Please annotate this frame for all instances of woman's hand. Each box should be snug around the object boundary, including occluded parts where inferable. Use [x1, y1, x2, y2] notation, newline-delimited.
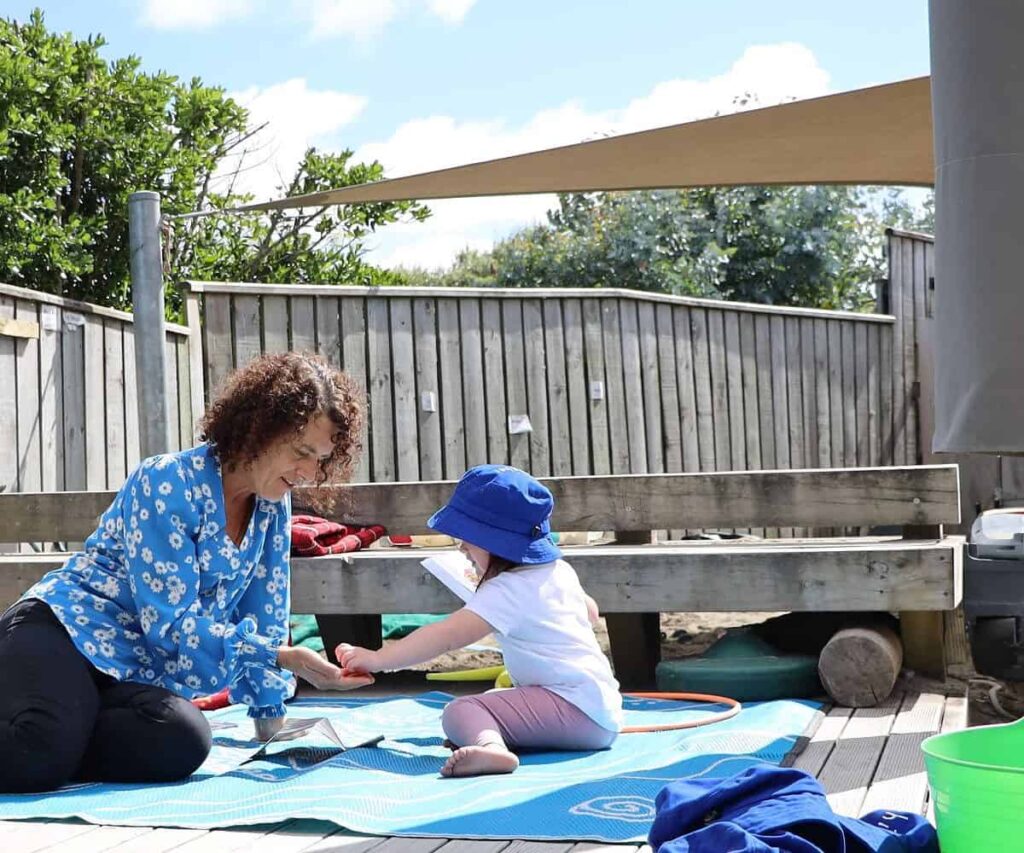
[254, 715, 286, 742]
[336, 643, 383, 675]
[276, 645, 375, 690]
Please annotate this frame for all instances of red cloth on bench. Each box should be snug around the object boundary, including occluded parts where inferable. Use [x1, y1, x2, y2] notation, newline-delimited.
[290, 515, 387, 556]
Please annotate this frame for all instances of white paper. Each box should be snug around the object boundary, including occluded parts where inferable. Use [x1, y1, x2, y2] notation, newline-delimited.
[40, 305, 58, 331]
[508, 413, 533, 434]
[63, 311, 85, 331]
[420, 551, 479, 603]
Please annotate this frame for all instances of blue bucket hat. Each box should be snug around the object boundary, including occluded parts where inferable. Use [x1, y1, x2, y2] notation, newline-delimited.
[428, 465, 562, 565]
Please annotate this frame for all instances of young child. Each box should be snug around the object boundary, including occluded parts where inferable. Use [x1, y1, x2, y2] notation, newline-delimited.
[338, 464, 622, 777]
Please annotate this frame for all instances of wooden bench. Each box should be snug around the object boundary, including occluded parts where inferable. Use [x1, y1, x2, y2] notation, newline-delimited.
[0, 464, 963, 687]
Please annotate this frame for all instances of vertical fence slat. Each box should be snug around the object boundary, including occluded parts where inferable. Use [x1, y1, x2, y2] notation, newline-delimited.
[582, 299, 609, 475]
[706, 310, 730, 472]
[543, 300, 572, 476]
[740, 312, 762, 535]
[813, 319, 831, 468]
[123, 325, 140, 471]
[203, 294, 233, 397]
[637, 302, 663, 474]
[619, 301, 648, 473]
[841, 321, 857, 468]
[38, 303, 63, 491]
[687, 308, 714, 472]
[561, 299, 589, 475]
[438, 299, 465, 479]
[769, 315, 790, 537]
[315, 297, 341, 368]
[655, 303, 681, 474]
[83, 317, 105, 488]
[786, 317, 807, 536]
[868, 322, 881, 466]
[502, 300, 530, 472]
[14, 300, 41, 494]
[232, 295, 261, 370]
[724, 311, 745, 473]
[390, 298, 419, 482]
[263, 296, 289, 354]
[176, 334, 192, 450]
[413, 298, 441, 481]
[601, 300, 630, 475]
[340, 298, 369, 482]
[291, 296, 316, 353]
[103, 321, 127, 485]
[827, 320, 844, 468]
[523, 299, 550, 476]
[164, 335, 179, 454]
[481, 299, 508, 468]
[366, 298, 394, 482]
[908, 238, 926, 464]
[459, 300, 488, 469]
[61, 307, 86, 490]
[891, 238, 909, 465]
[0, 299, 18, 502]
[855, 321, 870, 467]
[750, 313, 770, 470]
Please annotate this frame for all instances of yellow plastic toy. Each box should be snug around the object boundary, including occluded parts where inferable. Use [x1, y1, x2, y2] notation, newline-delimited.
[426, 665, 506, 682]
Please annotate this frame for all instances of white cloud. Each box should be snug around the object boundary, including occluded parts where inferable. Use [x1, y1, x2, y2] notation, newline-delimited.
[428, 0, 477, 25]
[302, 0, 476, 40]
[140, 0, 253, 30]
[219, 79, 367, 200]
[356, 42, 832, 269]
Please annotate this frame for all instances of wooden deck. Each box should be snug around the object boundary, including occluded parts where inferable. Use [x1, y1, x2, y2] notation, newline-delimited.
[0, 689, 965, 853]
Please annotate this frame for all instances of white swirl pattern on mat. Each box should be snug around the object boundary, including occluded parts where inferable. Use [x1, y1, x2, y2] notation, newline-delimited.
[570, 796, 656, 822]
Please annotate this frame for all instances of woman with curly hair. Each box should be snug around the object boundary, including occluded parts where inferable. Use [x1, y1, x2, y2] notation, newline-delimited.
[0, 352, 369, 793]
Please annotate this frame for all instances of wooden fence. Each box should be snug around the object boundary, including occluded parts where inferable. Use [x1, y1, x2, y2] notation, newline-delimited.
[184, 282, 909, 495]
[0, 283, 192, 498]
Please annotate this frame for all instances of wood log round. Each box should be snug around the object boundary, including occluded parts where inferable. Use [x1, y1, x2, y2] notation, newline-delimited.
[817, 624, 903, 708]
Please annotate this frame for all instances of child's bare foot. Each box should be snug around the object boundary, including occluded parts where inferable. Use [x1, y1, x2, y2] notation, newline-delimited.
[441, 745, 519, 777]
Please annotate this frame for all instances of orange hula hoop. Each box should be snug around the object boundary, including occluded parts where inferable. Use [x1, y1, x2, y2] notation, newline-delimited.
[621, 691, 742, 733]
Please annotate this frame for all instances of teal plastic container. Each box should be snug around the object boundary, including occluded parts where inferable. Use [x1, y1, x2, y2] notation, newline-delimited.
[922, 716, 1024, 852]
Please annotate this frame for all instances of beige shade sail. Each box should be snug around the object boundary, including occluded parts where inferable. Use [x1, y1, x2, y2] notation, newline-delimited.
[240, 76, 933, 211]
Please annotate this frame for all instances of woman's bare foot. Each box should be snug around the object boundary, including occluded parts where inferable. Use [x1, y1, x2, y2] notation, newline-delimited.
[441, 745, 520, 777]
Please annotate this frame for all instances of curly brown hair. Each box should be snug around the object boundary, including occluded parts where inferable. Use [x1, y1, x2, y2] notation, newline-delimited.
[198, 352, 364, 502]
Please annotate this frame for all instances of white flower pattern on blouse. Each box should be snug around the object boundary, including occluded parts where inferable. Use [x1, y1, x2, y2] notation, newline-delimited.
[22, 444, 294, 719]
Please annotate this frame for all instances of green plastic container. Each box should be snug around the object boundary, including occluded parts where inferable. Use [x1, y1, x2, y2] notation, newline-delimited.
[922, 717, 1024, 852]
[655, 630, 821, 702]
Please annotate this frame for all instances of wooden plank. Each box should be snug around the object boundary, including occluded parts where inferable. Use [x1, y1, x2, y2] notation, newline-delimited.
[753, 313, 773, 470]
[706, 310, 730, 472]
[438, 299, 466, 478]
[61, 304, 87, 491]
[723, 311, 745, 472]
[890, 237, 908, 466]
[940, 694, 968, 733]
[601, 300, 630, 475]
[460, 299, 488, 468]
[0, 316, 39, 338]
[45, 823, 152, 850]
[503, 300, 530, 472]
[786, 317, 807, 470]
[202, 293, 234, 397]
[123, 325, 141, 471]
[389, 298, 419, 482]
[0, 301, 20, 536]
[655, 304, 681, 477]
[827, 320, 845, 468]
[523, 298, 550, 476]
[315, 296, 342, 368]
[232, 294, 262, 368]
[793, 706, 852, 776]
[819, 692, 901, 817]
[812, 319, 831, 469]
[867, 323, 880, 466]
[0, 819, 100, 850]
[165, 336, 179, 452]
[366, 298, 395, 481]
[637, 301, 662, 473]
[184, 291, 207, 422]
[340, 298, 369, 482]
[0, 464, 962, 543]
[740, 312, 762, 535]
[855, 322, 870, 467]
[582, 299, 610, 475]
[906, 238, 924, 464]
[83, 316, 105, 488]
[880, 322, 895, 465]
[616, 300, 647, 473]
[543, 300, 572, 476]
[413, 298, 442, 481]
[263, 295, 289, 354]
[687, 308, 715, 472]
[481, 299, 508, 467]
[103, 321, 127, 485]
[291, 296, 316, 353]
[561, 299, 589, 475]
[103, 827, 212, 852]
[285, 539, 963, 615]
[302, 831, 389, 853]
[14, 301, 41, 496]
[171, 823, 299, 853]
[242, 821, 376, 853]
[841, 322, 857, 468]
[38, 303, 64, 492]
[176, 333, 193, 449]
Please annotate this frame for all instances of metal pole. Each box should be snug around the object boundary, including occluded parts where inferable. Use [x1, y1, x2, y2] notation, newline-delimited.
[128, 191, 171, 458]
[930, 0, 1024, 453]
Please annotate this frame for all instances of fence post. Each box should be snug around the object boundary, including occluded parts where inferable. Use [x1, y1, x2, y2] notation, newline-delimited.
[128, 191, 171, 458]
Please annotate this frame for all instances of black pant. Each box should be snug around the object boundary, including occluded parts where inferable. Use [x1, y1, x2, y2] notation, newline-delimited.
[0, 598, 212, 793]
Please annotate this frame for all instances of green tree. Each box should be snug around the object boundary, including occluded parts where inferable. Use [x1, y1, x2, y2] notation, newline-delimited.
[412, 185, 934, 311]
[0, 10, 427, 315]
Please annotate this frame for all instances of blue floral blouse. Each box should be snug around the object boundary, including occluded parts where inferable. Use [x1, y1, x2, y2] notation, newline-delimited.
[23, 444, 295, 719]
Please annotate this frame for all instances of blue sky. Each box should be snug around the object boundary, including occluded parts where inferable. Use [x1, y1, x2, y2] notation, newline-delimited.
[4, 1, 931, 268]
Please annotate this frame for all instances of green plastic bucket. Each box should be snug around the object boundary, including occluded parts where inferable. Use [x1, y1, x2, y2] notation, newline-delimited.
[922, 717, 1024, 851]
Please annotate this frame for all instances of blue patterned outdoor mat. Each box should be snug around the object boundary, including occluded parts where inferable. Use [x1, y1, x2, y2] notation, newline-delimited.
[0, 692, 822, 841]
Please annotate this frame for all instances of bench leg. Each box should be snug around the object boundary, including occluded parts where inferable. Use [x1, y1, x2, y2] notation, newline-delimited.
[605, 613, 661, 689]
[316, 615, 383, 666]
[899, 611, 947, 679]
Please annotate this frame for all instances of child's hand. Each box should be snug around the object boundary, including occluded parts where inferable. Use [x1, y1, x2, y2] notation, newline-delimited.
[336, 643, 382, 675]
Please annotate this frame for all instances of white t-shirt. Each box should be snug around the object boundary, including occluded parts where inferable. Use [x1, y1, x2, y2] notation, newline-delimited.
[465, 559, 623, 732]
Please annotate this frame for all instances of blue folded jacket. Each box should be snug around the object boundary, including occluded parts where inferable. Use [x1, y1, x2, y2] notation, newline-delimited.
[649, 765, 938, 853]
